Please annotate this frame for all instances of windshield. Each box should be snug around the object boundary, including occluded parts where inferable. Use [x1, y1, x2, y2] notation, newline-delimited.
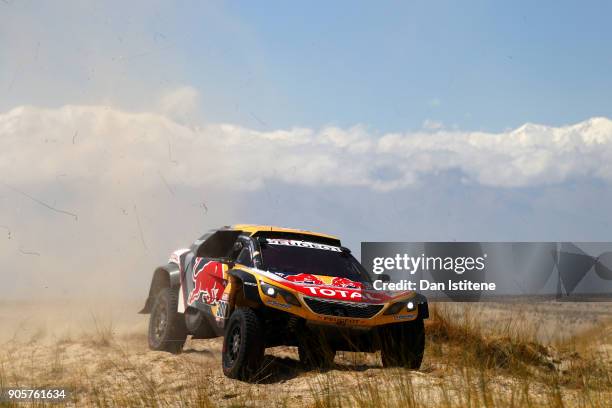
[259, 238, 372, 283]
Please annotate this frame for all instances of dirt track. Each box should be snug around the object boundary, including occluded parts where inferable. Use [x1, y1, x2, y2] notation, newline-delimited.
[1, 300, 611, 407]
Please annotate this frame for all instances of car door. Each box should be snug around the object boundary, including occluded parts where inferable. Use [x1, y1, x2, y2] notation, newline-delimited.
[184, 230, 242, 312]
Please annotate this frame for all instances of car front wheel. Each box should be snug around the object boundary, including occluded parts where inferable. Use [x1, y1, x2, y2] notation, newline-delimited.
[222, 308, 265, 381]
[380, 318, 425, 369]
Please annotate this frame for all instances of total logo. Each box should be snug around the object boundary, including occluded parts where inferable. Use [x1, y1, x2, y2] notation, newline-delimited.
[305, 286, 382, 301]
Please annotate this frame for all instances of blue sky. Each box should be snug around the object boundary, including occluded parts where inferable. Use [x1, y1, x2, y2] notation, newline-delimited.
[3, 1, 612, 131]
[209, 1, 612, 131]
[2, 1, 612, 298]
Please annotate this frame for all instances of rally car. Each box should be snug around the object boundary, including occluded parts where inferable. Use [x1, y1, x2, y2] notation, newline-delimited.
[140, 225, 428, 381]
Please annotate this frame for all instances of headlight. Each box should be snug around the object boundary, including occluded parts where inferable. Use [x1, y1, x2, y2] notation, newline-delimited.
[260, 281, 279, 297]
[261, 282, 278, 297]
[259, 281, 301, 307]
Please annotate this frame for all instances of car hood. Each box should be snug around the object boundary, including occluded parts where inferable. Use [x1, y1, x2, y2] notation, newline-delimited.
[260, 270, 413, 304]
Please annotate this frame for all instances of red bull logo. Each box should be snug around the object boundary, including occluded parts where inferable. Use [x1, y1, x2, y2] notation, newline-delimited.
[331, 277, 363, 289]
[285, 273, 324, 285]
[188, 259, 224, 305]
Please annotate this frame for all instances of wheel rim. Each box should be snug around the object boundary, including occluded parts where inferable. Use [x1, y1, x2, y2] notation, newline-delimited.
[152, 302, 167, 341]
[226, 325, 241, 365]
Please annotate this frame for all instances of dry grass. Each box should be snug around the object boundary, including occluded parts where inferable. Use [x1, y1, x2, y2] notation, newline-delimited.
[0, 301, 610, 407]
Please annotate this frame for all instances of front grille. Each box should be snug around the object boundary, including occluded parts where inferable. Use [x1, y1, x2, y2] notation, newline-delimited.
[304, 297, 384, 319]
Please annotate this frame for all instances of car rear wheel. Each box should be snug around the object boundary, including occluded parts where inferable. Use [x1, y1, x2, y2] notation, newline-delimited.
[298, 331, 336, 369]
[222, 308, 265, 381]
[148, 287, 187, 353]
[380, 318, 425, 369]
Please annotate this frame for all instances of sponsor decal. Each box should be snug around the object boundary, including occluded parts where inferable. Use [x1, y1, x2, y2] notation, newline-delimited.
[305, 286, 384, 302]
[306, 286, 362, 300]
[266, 238, 342, 252]
[394, 314, 417, 320]
[266, 300, 292, 309]
[285, 273, 325, 285]
[215, 300, 229, 319]
[188, 259, 225, 305]
[331, 277, 363, 289]
[320, 316, 362, 325]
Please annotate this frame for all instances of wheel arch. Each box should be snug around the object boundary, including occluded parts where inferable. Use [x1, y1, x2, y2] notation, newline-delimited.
[226, 269, 262, 314]
[140, 264, 181, 314]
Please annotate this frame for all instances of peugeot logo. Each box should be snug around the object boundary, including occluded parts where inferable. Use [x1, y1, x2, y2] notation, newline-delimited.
[333, 308, 346, 317]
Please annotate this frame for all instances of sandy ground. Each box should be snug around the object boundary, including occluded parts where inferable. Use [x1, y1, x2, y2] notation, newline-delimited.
[0, 300, 610, 407]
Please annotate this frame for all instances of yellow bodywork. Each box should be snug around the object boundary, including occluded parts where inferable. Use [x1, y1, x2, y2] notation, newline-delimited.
[205, 225, 420, 328]
[231, 224, 340, 241]
[221, 266, 420, 328]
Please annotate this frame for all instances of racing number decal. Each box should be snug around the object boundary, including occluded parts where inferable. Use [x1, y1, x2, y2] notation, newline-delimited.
[188, 258, 226, 305]
[215, 299, 229, 319]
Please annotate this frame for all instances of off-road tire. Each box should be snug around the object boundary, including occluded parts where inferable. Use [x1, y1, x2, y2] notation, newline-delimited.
[298, 332, 336, 370]
[380, 318, 425, 369]
[148, 287, 187, 353]
[222, 308, 265, 381]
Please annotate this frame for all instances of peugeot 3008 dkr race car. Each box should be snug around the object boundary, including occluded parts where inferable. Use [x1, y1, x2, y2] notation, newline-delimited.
[141, 225, 428, 381]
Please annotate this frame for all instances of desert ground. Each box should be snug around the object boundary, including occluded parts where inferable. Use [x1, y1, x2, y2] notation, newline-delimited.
[0, 299, 610, 407]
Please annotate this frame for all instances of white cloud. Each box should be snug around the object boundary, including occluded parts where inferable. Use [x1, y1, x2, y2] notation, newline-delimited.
[2, 106, 612, 194]
[2, 104, 612, 299]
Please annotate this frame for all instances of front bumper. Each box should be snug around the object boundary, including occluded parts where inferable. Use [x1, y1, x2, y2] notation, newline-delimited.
[258, 280, 428, 327]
